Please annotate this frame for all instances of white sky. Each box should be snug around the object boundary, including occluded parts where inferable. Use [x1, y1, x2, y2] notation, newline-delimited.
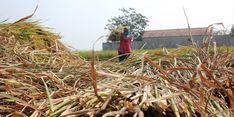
[0, 0, 233, 50]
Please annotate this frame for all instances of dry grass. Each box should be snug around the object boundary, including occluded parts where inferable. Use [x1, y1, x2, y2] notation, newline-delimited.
[0, 19, 234, 117]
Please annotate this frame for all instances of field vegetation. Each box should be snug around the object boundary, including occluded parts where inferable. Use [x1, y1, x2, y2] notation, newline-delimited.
[78, 46, 234, 61]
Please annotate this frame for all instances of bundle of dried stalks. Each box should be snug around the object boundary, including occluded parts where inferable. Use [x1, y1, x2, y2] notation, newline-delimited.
[107, 26, 125, 42]
[0, 21, 87, 116]
[0, 21, 84, 68]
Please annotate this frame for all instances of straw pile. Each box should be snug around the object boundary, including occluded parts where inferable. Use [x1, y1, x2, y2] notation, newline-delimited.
[0, 21, 86, 116]
[0, 21, 83, 67]
[1, 21, 234, 117]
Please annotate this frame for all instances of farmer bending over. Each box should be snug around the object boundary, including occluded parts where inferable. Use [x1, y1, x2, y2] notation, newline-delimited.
[118, 27, 133, 61]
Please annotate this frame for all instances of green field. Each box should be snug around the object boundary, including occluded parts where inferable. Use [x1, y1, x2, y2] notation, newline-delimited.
[76, 46, 234, 61]
[76, 49, 166, 60]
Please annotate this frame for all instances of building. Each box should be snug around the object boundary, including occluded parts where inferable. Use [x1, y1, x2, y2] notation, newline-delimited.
[103, 27, 234, 50]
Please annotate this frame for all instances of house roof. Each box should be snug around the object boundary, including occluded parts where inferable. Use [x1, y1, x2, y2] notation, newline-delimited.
[143, 27, 209, 38]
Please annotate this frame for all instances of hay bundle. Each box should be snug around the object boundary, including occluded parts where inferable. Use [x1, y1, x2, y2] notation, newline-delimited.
[107, 26, 125, 42]
[0, 21, 60, 50]
[0, 21, 88, 116]
[0, 21, 84, 68]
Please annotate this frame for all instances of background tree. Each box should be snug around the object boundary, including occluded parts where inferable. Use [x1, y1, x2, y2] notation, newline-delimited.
[230, 25, 234, 36]
[211, 24, 229, 35]
[105, 8, 149, 41]
[212, 28, 229, 35]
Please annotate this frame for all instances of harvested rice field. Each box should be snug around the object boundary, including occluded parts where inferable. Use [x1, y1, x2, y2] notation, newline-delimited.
[1, 21, 234, 117]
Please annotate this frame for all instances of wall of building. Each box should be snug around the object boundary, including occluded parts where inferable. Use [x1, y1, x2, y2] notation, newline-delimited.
[102, 35, 234, 50]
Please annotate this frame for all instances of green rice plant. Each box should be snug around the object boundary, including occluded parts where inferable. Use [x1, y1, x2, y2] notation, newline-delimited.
[77, 50, 118, 60]
[77, 46, 234, 61]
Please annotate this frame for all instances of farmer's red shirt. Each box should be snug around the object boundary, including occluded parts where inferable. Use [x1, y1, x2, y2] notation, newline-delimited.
[118, 34, 133, 54]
